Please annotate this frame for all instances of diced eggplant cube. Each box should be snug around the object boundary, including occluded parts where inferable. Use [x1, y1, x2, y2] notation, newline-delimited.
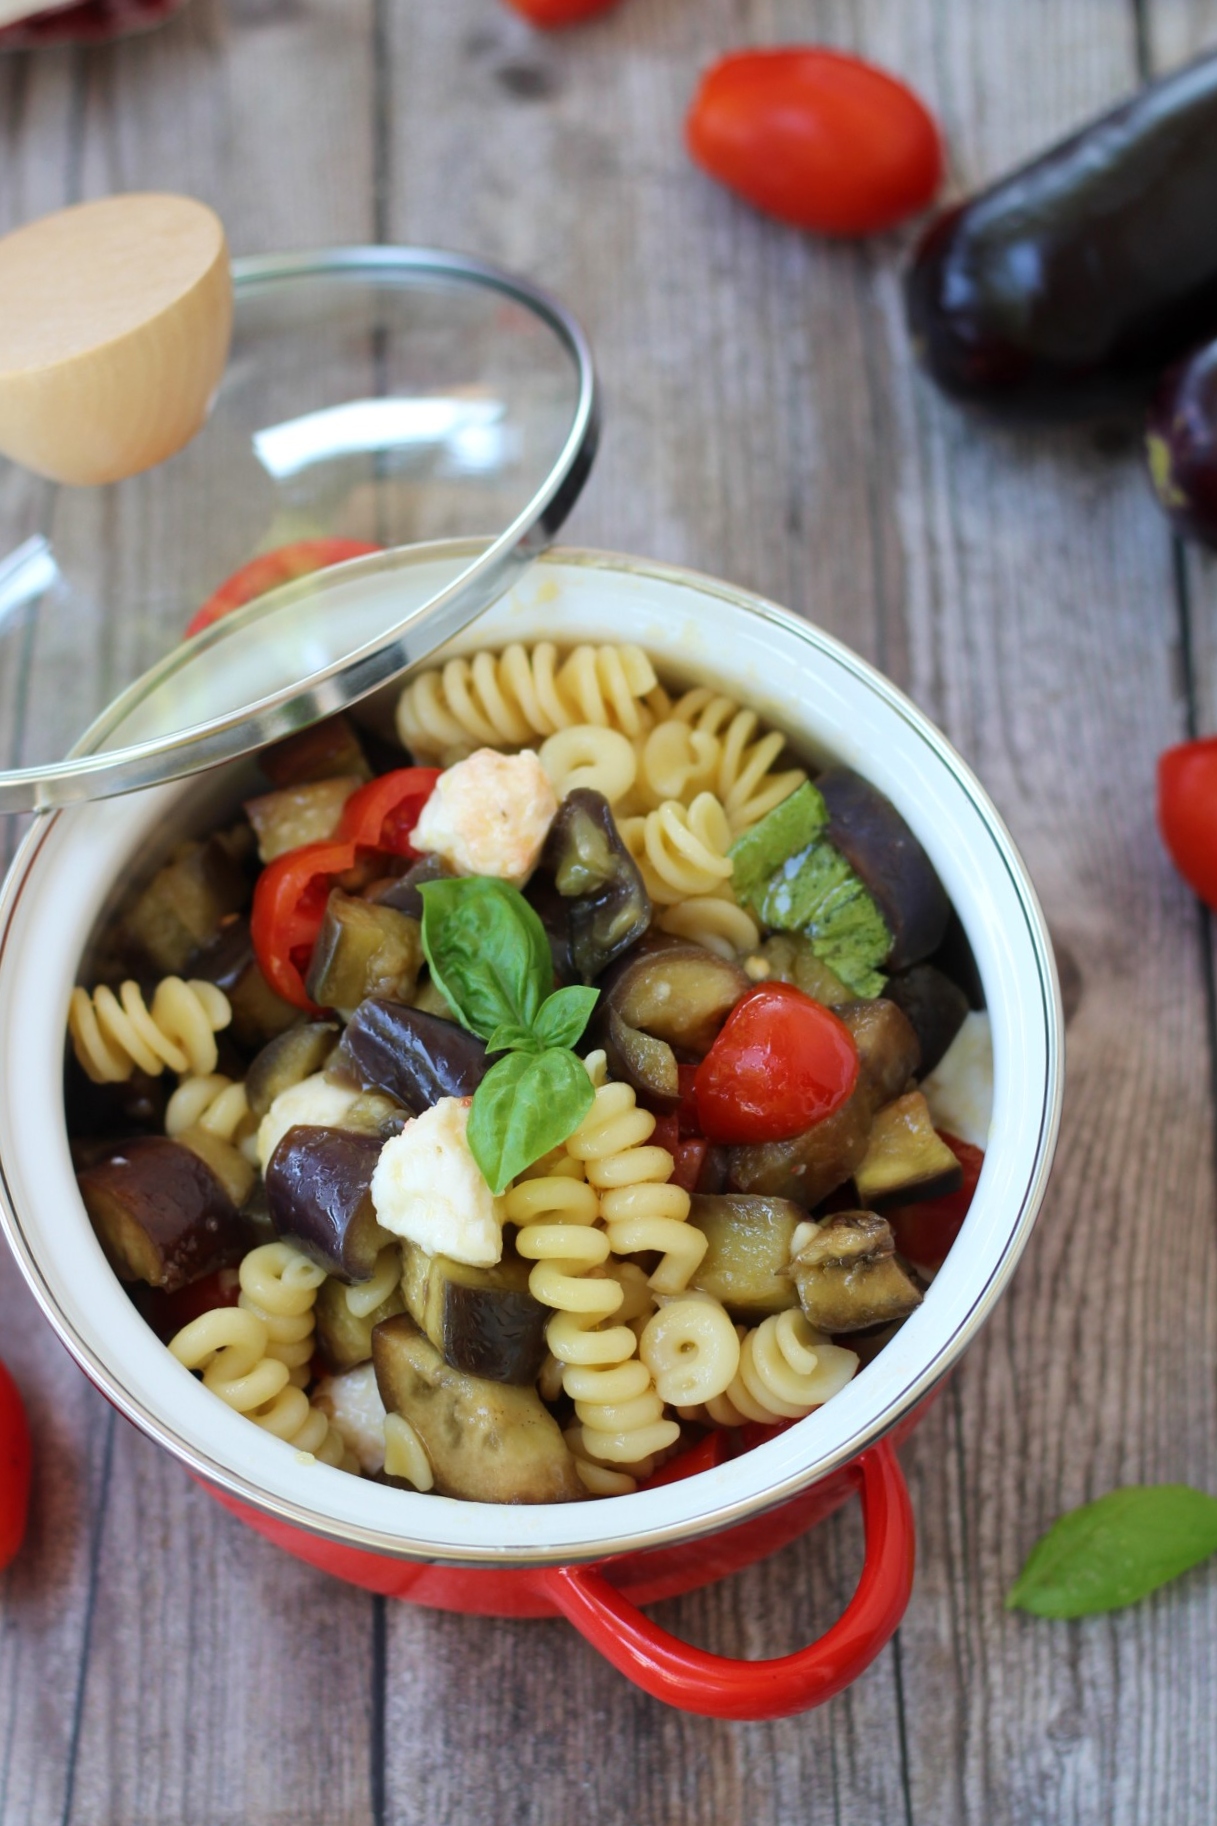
[265, 1125, 392, 1282]
[260, 714, 372, 788]
[541, 789, 652, 983]
[853, 1092, 963, 1208]
[688, 1194, 802, 1318]
[77, 1136, 245, 1292]
[818, 769, 951, 972]
[400, 1240, 549, 1385]
[789, 1211, 923, 1334]
[372, 1314, 584, 1504]
[305, 891, 423, 1011]
[604, 944, 749, 1059]
[336, 999, 488, 1110]
[883, 965, 969, 1078]
[245, 777, 362, 865]
[122, 838, 250, 975]
[245, 1022, 340, 1121]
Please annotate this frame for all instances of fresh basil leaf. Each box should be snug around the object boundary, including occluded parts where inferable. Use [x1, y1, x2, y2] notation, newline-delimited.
[531, 984, 600, 1051]
[467, 1047, 595, 1195]
[1006, 1485, 1217, 1618]
[485, 1022, 543, 1056]
[419, 876, 554, 1040]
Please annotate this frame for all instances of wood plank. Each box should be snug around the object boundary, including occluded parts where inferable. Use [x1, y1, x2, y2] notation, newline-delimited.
[0, 5, 381, 1824]
[875, 4, 1217, 1823]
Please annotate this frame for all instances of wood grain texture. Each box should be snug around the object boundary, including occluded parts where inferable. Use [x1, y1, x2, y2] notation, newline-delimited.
[2, 1, 1217, 1823]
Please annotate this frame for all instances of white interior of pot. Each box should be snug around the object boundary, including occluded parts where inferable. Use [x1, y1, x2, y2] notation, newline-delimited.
[0, 547, 1062, 1566]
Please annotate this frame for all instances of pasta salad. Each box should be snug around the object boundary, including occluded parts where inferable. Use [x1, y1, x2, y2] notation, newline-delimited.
[67, 642, 990, 1504]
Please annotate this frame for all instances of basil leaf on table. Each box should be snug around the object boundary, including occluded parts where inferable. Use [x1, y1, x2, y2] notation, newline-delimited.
[1006, 1485, 1217, 1618]
[467, 1048, 595, 1196]
[419, 876, 554, 1039]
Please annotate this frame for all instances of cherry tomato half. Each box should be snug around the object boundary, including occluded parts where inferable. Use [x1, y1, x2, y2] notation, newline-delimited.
[250, 838, 357, 1013]
[1158, 736, 1217, 910]
[184, 539, 382, 639]
[886, 1133, 984, 1272]
[501, 0, 623, 25]
[0, 1358, 32, 1572]
[692, 983, 859, 1145]
[686, 48, 943, 237]
[337, 767, 442, 858]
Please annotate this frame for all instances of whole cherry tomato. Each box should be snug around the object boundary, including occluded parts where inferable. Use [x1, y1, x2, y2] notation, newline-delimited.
[691, 983, 859, 1145]
[686, 48, 943, 237]
[502, 0, 623, 25]
[886, 1133, 984, 1272]
[0, 1358, 32, 1572]
[1158, 736, 1217, 910]
[184, 538, 382, 639]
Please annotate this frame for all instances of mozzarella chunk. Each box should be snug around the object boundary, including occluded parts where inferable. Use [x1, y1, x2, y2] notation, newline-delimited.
[370, 1096, 504, 1266]
[920, 1011, 993, 1150]
[411, 747, 557, 887]
[257, 1072, 359, 1171]
[314, 1364, 387, 1476]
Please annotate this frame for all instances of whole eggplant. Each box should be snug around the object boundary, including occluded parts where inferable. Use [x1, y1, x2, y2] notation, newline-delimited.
[1146, 338, 1217, 547]
[906, 50, 1217, 419]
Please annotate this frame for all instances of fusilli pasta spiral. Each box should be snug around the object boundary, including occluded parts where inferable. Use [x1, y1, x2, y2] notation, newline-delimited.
[619, 793, 735, 908]
[169, 1253, 356, 1471]
[566, 1079, 706, 1296]
[396, 642, 661, 762]
[640, 1296, 741, 1407]
[671, 689, 806, 833]
[69, 978, 232, 1084]
[165, 1074, 253, 1145]
[701, 1311, 859, 1427]
[538, 724, 638, 805]
[655, 894, 760, 960]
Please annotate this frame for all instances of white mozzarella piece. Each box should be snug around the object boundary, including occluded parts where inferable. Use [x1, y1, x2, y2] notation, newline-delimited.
[411, 747, 557, 886]
[256, 1072, 359, 1171]
[370, 1096, 504, 1266]
[314, 1364, 387, 1476]
[920, 1010, 993, 1150]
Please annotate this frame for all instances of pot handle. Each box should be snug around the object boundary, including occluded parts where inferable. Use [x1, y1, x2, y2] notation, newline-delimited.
[538, 1437, 914, 1721]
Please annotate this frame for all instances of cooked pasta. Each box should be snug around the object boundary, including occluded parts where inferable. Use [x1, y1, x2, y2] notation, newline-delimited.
[640, 1296, 741, 1407]
[165, 1074, 253, 1145]
[538, 724, 638, 805]
[633, 719, 719, 810]
[69, 978, 231, 1084]
[671, 688, 806, 833]
[344, 1246, 401, 1320]
[702, 1311, 859, 1427]
[619, 793, 735, 907]
[656, 893, 760, 960]
[396, 642, 661, 762]
[169, 1287, 355, 1470]
[383, 1412, 434, 1491]
[566, 1078, 706, 1296]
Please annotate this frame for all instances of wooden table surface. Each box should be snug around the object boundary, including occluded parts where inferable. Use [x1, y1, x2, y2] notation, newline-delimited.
[3, 2, 1217, 1821]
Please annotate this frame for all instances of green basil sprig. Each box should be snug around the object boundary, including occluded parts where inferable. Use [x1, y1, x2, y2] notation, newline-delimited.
[1006, 1485, 1217, 1618]
[419, 877, 598, 1194]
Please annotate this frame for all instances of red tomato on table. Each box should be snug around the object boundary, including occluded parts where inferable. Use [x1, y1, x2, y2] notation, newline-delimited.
[1158, 736, 1217, 910]
[686, 48, 943, 236]
[184, 538, 381, 638]
[501, 0, 623, 24]
[0, 1359, 32, 1572]
[691, 983, 859, 1145]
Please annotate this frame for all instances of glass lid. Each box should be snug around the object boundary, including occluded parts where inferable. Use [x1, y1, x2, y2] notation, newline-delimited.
[0, 247, 598, 813]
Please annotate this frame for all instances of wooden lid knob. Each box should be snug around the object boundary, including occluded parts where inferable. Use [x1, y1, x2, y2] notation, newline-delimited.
[0, 194, 232, 486]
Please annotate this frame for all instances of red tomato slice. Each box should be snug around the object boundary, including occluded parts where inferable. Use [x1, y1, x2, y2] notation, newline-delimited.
[337, 767, 442, 858]
[686, 47, 943, 237]
[0, 1358, 32, 1572]
[250, 838, 357, 1013]
[886, 1133, 984, 1272]
[692, 983, 859, 1145]
[184, 539, 382, 639]
[1159, 736, 1217, 910]
[501, 0, 622, 25]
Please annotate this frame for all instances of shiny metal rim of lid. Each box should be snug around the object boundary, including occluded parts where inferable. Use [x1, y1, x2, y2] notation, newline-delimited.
[0, 245, 600, 816]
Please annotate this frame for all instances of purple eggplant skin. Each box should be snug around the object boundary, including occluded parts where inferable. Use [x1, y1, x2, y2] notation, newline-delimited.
[906, 50, 1217, 420]
[336, 998, 488, 1111]
[882, 964, 969, 1077]
[77, 1136, 244, 1291]
[540, 789, 651, 984]
[1147, 339, 1217, 548]
[265, 1125, 392, 1282]
[817, 769, 950, 972]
